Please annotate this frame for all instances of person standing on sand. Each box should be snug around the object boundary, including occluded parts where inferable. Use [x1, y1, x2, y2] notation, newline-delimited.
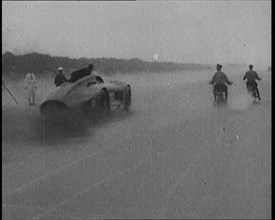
[24, 72, 37, 105]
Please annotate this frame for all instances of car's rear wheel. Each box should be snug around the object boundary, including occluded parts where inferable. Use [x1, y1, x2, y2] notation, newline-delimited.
[98, 89, 110, 114]
[123, 86, 131, 112]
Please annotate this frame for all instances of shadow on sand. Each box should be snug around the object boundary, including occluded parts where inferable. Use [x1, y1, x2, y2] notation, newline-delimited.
[2, 105, 134, 146]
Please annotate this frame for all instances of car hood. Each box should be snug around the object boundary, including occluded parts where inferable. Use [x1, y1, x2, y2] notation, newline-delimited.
[44, 82, 73, 102]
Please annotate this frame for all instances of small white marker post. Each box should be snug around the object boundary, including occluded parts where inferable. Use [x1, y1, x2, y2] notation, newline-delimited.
[153, 53, 159, 60]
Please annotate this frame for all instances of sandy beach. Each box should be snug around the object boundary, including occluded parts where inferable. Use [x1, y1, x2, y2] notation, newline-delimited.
[2, 68, 271, 219]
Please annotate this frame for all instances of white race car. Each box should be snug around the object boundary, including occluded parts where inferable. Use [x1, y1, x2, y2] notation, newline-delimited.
[40, 70, 131, 118]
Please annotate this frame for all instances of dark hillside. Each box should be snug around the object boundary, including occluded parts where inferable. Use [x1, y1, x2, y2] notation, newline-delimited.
[2, 52, 214, 77]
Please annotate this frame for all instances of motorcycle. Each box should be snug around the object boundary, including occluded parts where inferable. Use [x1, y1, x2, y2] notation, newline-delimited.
[247, 84, 257, 99]
[246, 76, 261, 101]
[209, 81, 232, 105]
[215, 90, 227, 104]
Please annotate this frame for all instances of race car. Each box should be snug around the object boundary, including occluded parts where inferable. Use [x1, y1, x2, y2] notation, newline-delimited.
[39, 71, 131, 118]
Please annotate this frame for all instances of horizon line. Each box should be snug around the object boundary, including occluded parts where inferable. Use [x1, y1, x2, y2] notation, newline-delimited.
[2, 51, 250, 67]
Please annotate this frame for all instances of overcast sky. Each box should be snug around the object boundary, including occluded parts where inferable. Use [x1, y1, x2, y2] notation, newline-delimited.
[2, 1, 271, 66]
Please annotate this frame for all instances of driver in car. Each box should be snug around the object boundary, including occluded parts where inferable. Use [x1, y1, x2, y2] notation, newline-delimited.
[209, 64, 233, 102]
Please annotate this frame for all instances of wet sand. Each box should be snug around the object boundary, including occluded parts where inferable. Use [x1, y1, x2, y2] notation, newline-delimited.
[2, 68, 271, 219]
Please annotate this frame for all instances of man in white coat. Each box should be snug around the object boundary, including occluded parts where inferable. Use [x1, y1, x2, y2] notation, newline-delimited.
[24, 72, 37, 105]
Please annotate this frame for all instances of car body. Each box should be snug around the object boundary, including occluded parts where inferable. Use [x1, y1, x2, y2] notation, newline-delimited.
[39, 73, 131, 117]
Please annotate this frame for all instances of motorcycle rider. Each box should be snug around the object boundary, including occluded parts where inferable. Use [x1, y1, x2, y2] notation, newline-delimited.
[209, 64, 233, 102]
[243, 64, 261, 100]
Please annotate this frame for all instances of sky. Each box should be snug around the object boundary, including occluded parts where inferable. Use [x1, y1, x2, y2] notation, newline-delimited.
[2, 1, 271, 66]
